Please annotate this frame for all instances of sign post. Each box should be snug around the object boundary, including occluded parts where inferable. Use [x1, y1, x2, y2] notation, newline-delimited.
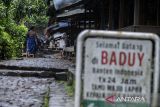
[75, 30, 159, 107]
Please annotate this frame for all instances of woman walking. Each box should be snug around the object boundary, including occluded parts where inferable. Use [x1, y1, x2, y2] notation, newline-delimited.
[26, 26, 38, 57]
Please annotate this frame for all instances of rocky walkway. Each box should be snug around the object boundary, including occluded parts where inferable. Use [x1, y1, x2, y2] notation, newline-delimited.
[0, 57, 73, 71]
[49, 82, 74, 107]
[0, 76, 53, 107]
[0, 54, 74, 107]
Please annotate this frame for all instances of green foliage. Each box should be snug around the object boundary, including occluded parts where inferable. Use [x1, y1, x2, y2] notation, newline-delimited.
[58, 81, 75, 97]
[0, 0, 48, 26]
[0, 3, 6, 18]
[11, 24, 28, 57]
[1, 0, 13, 7]
[0, 19, 28, 59]
[25, 15, 49, 27]
[0, 30, 14, 59]
[0, 0, 48, 59]
[43, 88, 50, 107]
[64, 81, 75, 97]
[11, 0, 48, 26]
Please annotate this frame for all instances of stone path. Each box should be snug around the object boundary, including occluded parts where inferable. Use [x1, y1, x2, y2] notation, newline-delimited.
[0, 57, 73, 71]
[0, 53, 75, 107]
[0, 56, 74, 107]
[49, 82, 74, 107]
[0, 76, 54, 107]
[0, 76, 74, 107]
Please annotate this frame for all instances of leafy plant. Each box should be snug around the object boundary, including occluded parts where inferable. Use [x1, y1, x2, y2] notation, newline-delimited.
[0, 30, 14, 59]
[0, 0, 48, 59]
[0, 18, 28, 59]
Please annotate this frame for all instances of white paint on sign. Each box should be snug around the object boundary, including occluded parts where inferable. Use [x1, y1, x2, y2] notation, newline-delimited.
[83, 38, 152, 104]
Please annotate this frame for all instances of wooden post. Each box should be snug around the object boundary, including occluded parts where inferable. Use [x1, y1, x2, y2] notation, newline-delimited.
[108, 0, 114, 30]
[89, 9, 92, 29]
[84, 7, 87, 29]
[157, 0, 159, 25]
[134, 0, 140, 25]
[100, 1, 105, 29]
[119, 0, 125, 28]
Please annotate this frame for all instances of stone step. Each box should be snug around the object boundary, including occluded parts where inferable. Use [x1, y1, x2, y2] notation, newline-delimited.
[0, 64, 66, 72]
[0, 70, 68, 80]
[42, 49, 60, 54]
[0, 56, 73, 79]
[0, 69, 55, 78]
[0, 58, 72, 72]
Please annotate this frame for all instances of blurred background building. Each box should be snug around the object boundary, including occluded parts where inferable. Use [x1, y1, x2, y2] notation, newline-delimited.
[45, 0, 160, 56]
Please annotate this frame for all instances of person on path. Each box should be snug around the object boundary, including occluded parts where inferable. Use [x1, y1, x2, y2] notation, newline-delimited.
[26, 26, 38, 56]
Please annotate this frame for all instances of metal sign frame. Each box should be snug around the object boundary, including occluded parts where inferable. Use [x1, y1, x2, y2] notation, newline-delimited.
[75, 30, 159, 107]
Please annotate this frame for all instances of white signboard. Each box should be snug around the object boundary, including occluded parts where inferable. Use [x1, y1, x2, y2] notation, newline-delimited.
[84, 38, 152, 105]
[75, 30, 159, 107]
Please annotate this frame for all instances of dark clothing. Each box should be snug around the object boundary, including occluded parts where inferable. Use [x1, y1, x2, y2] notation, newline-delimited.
[27, 35, 37, 54]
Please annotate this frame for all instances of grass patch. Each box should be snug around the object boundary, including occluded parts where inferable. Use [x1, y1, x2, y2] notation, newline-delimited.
[43, 87, 50, 107]
[57, 80, 75, 97]
[64, 80, 75, 97]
